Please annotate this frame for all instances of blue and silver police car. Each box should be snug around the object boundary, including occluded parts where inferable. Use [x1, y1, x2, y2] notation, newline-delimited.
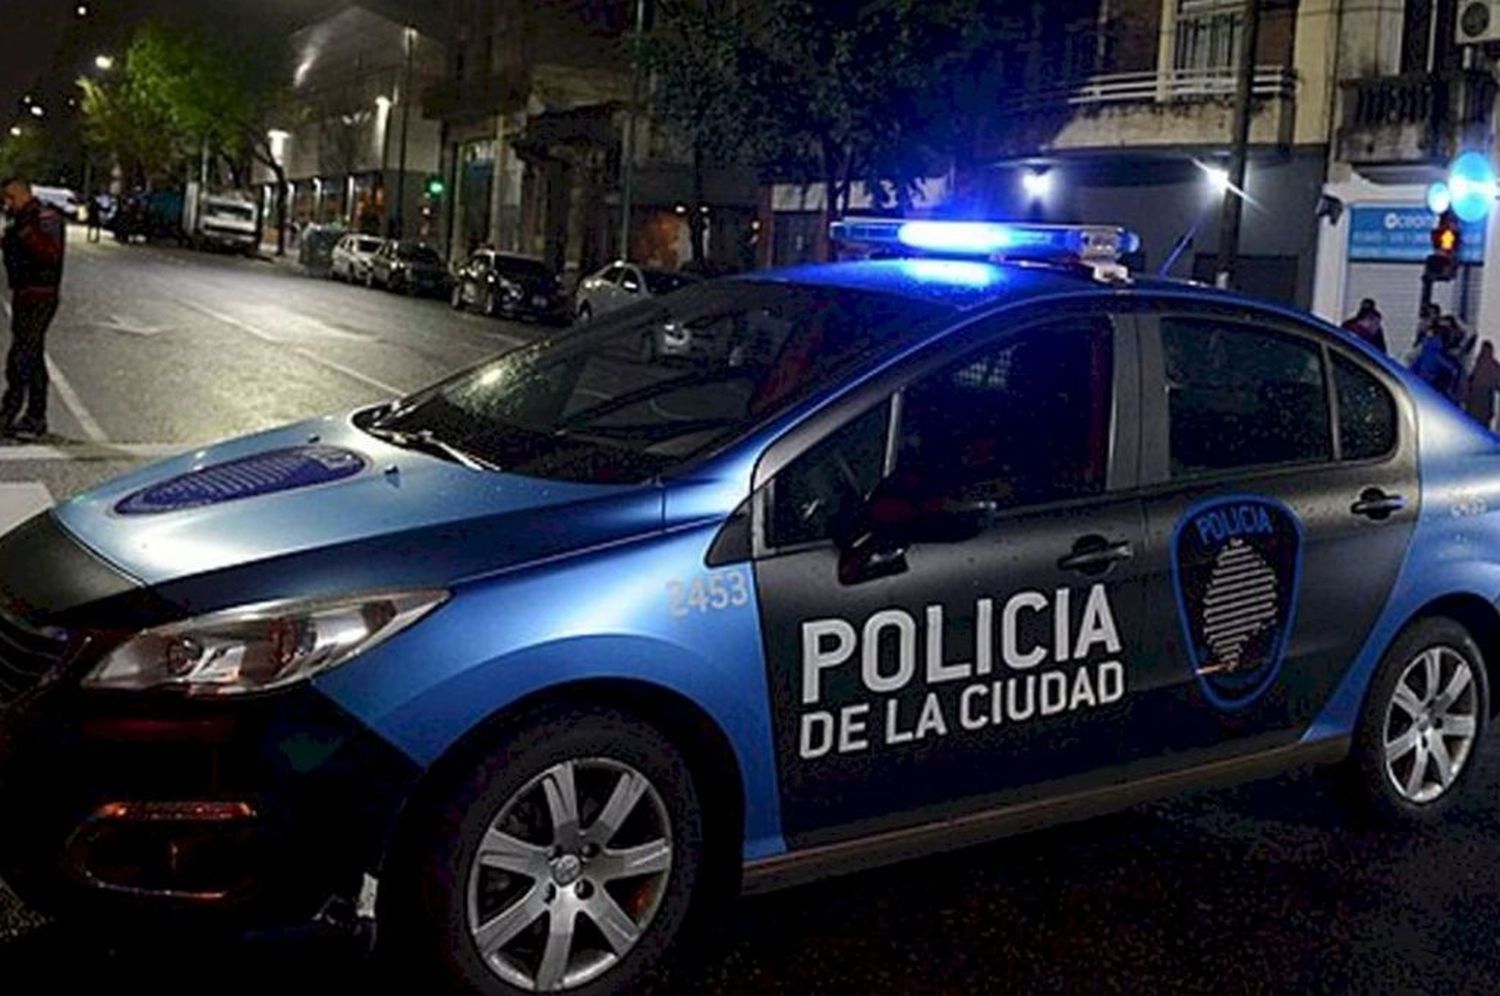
[1, 220, 1496, 993]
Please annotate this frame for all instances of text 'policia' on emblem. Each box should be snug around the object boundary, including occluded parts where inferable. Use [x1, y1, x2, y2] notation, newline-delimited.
[1172, 496, 1304, 710]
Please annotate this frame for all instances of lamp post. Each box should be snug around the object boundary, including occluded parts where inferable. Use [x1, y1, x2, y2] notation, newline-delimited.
[618, 0, 647, 259]
[393, 27, 416, 239]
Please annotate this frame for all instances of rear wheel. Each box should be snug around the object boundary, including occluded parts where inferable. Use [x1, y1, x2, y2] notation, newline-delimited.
[484, 290, 500, 318]
[384, 706, 705, 994]
[1334, 616, 1487, 826]
[451, 283, 466, 310]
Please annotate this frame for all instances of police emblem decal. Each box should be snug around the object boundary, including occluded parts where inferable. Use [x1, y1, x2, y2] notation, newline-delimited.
[1171, 496, 1304, 710]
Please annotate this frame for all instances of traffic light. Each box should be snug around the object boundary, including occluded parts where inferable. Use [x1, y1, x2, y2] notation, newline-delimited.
[1425, 208, 1462, 283]
[425, 175, 445, 198]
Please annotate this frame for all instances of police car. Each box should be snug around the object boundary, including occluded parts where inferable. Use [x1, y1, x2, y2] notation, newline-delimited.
[0, 220, 1494, 993]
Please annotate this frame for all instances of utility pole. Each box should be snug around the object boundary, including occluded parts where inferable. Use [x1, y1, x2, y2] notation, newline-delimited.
[394, 26, 416, 239]
[1214, 0, 1261, 289]
[618, 0, 647, 260]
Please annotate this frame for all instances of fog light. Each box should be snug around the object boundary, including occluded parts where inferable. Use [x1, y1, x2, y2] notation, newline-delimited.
[66, 800, 259, 900]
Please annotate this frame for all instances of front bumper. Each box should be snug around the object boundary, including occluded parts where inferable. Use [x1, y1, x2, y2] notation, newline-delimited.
[0, 679, 419, 927]
[0, 514, 421, 928]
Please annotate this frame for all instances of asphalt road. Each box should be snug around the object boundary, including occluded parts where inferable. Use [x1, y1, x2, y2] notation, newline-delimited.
[5, 237, 1500, 993]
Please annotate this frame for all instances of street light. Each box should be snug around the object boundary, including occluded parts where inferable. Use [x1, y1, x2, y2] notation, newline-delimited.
[1021, 170, 1054, 201]
[94, 54, 115, 71]
[7, 126, 20, 138]
[29, 105, 44, 119]
[76, 3, 89, 16]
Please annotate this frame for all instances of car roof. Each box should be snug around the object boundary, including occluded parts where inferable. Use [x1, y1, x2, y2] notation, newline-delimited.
[740, 257, 1330, 329]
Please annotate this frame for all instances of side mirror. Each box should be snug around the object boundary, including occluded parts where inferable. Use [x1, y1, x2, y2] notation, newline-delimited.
[834, 475, 995, 585]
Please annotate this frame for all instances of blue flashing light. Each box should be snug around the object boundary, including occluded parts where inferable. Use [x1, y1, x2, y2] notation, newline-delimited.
[830, 218, 1141, 265]
[897, 220, 1026, 254]
[1447, 151, 1496, 223]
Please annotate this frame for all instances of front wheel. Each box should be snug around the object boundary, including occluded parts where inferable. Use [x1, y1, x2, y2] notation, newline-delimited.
[383, 706, 705, 994]
[1335, 616, 1488, 826]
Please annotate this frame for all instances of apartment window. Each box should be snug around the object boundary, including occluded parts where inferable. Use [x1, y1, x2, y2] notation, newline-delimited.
[1174, 0, 1245, 72]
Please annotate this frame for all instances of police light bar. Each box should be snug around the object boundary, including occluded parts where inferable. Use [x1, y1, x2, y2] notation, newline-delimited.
[830, 218, 1140, 263]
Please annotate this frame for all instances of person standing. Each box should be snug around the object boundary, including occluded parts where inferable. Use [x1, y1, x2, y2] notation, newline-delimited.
[1341, 298, 1388, 353]
[1, 177, 65, 439]
[85, 193, 104, 243]
[1466, 341, 1500, 429]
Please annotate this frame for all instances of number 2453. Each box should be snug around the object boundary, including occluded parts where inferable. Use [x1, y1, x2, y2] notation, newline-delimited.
[668, 570, 750, 616]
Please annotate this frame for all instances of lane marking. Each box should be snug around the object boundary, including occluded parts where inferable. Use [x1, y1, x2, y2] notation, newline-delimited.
[0, 483, 52, 534]
[0, 442, 199, 461]
[175, 300, 404, 396]
[1, 299, 109, 443]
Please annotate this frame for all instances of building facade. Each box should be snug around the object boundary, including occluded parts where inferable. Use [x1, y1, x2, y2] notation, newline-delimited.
[425, 0, 756, 275]
[1312, 0, 1499, 358]
[253, 4, 447, 246]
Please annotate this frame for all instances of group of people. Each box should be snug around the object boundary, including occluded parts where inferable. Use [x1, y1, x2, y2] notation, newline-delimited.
[1342, 298, 1500, 429]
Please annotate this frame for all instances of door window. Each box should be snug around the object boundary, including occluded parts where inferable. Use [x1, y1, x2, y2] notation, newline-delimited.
[1333, 353, 1397, 461]
[1161, 317, 1331, 478]
[621, 268, 643, 293]
[601, 265, 625, 284]
[769, 402, 891, 548]
[894, 318, 1115, 508]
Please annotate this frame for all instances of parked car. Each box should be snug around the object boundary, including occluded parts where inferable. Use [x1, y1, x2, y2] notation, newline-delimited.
[330, 233, 384, 283]
[574, 261, 701, 322]
[31, 185, 82, 220]
[450, 250, 570, 325]
[368, 240, 449, 296]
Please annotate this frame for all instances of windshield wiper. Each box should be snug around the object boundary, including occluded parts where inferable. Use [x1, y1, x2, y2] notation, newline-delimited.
[365, 425, 497, 472]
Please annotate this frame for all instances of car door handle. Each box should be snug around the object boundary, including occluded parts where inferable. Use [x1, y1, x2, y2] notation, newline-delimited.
[1351, 488, 1407, 520]
[1058, 536, 1134, 575]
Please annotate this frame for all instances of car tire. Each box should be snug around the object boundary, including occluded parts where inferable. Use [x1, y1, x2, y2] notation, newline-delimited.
[1332, 616, 1488, 827]
[451, 284, 466, 310]
[639, 331, 658, 364]
[484, 290, 500, 318]
[576, 303, 592, 323]
[366, 269, 377, 289]
[381, 704, 705, 996]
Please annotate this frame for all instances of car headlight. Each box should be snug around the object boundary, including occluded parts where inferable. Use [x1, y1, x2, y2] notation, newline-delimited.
[83, 591, 447, 697]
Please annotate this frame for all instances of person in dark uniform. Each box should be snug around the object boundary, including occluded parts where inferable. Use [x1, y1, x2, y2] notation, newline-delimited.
[1, 177, 66, 439]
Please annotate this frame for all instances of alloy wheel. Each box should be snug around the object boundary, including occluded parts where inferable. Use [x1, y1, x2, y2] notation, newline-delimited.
[1383, 645, 1480, 804]
[465, 758, 674, 992]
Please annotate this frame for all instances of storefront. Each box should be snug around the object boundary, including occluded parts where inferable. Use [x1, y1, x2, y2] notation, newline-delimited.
[1314, 176, 1488, 360]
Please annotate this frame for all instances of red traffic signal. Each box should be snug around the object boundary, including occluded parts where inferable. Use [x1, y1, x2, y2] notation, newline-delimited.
[1426, 209, 1463, 283]
[1432, 208, 1462, 254]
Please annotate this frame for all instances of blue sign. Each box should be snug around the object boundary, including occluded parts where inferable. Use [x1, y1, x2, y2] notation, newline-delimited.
[1348, 205, 1485, 263]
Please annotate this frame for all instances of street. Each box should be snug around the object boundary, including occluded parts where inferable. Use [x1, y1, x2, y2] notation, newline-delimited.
[0, 235, 511, 534]
[3, 238, 1500, 994]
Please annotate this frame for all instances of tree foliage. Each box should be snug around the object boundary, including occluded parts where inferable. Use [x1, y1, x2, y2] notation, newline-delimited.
[644, 0, 1045, 251]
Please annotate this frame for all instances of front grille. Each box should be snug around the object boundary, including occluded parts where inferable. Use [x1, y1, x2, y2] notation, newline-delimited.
[0, 606, 69, 708]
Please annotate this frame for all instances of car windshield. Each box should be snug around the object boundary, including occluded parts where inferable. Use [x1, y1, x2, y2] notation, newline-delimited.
[397, 244, 442, 263]
[494, 256, 555, 282]
[357, 238, 383, 253]
[368, 281, 949, 484]
[207, 202, 255, 220]
[643, 270, 698, 295]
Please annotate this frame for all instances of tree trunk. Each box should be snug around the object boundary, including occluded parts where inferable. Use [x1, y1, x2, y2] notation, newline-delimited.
[274, 163, 288, 257]
[688, 142, 707, 265]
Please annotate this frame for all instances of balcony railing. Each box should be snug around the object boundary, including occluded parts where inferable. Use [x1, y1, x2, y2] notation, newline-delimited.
[1002, 65, 1298, 113]
[1337, 71, 1497, 166]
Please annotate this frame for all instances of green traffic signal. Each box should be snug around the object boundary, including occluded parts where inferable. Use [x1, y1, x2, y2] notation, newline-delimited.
[425, 176, 445, 197]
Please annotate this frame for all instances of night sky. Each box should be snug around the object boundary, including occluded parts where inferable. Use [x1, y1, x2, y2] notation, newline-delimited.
[1, 0, 362, 126]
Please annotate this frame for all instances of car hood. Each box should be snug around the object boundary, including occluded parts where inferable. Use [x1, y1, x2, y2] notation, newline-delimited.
[52, 413, 661, 591]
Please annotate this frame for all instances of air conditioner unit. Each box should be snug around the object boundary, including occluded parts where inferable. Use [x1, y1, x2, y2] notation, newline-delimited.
[1457, 0, 1500, 45]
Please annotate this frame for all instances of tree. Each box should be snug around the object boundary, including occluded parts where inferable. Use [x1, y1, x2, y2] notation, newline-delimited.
[93, 22, 299, 254]
[642, 0, 773, 264]
[0, 127, 52, 183]
[645, 0, 1061, 261]
[77, 73, 184, 190]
